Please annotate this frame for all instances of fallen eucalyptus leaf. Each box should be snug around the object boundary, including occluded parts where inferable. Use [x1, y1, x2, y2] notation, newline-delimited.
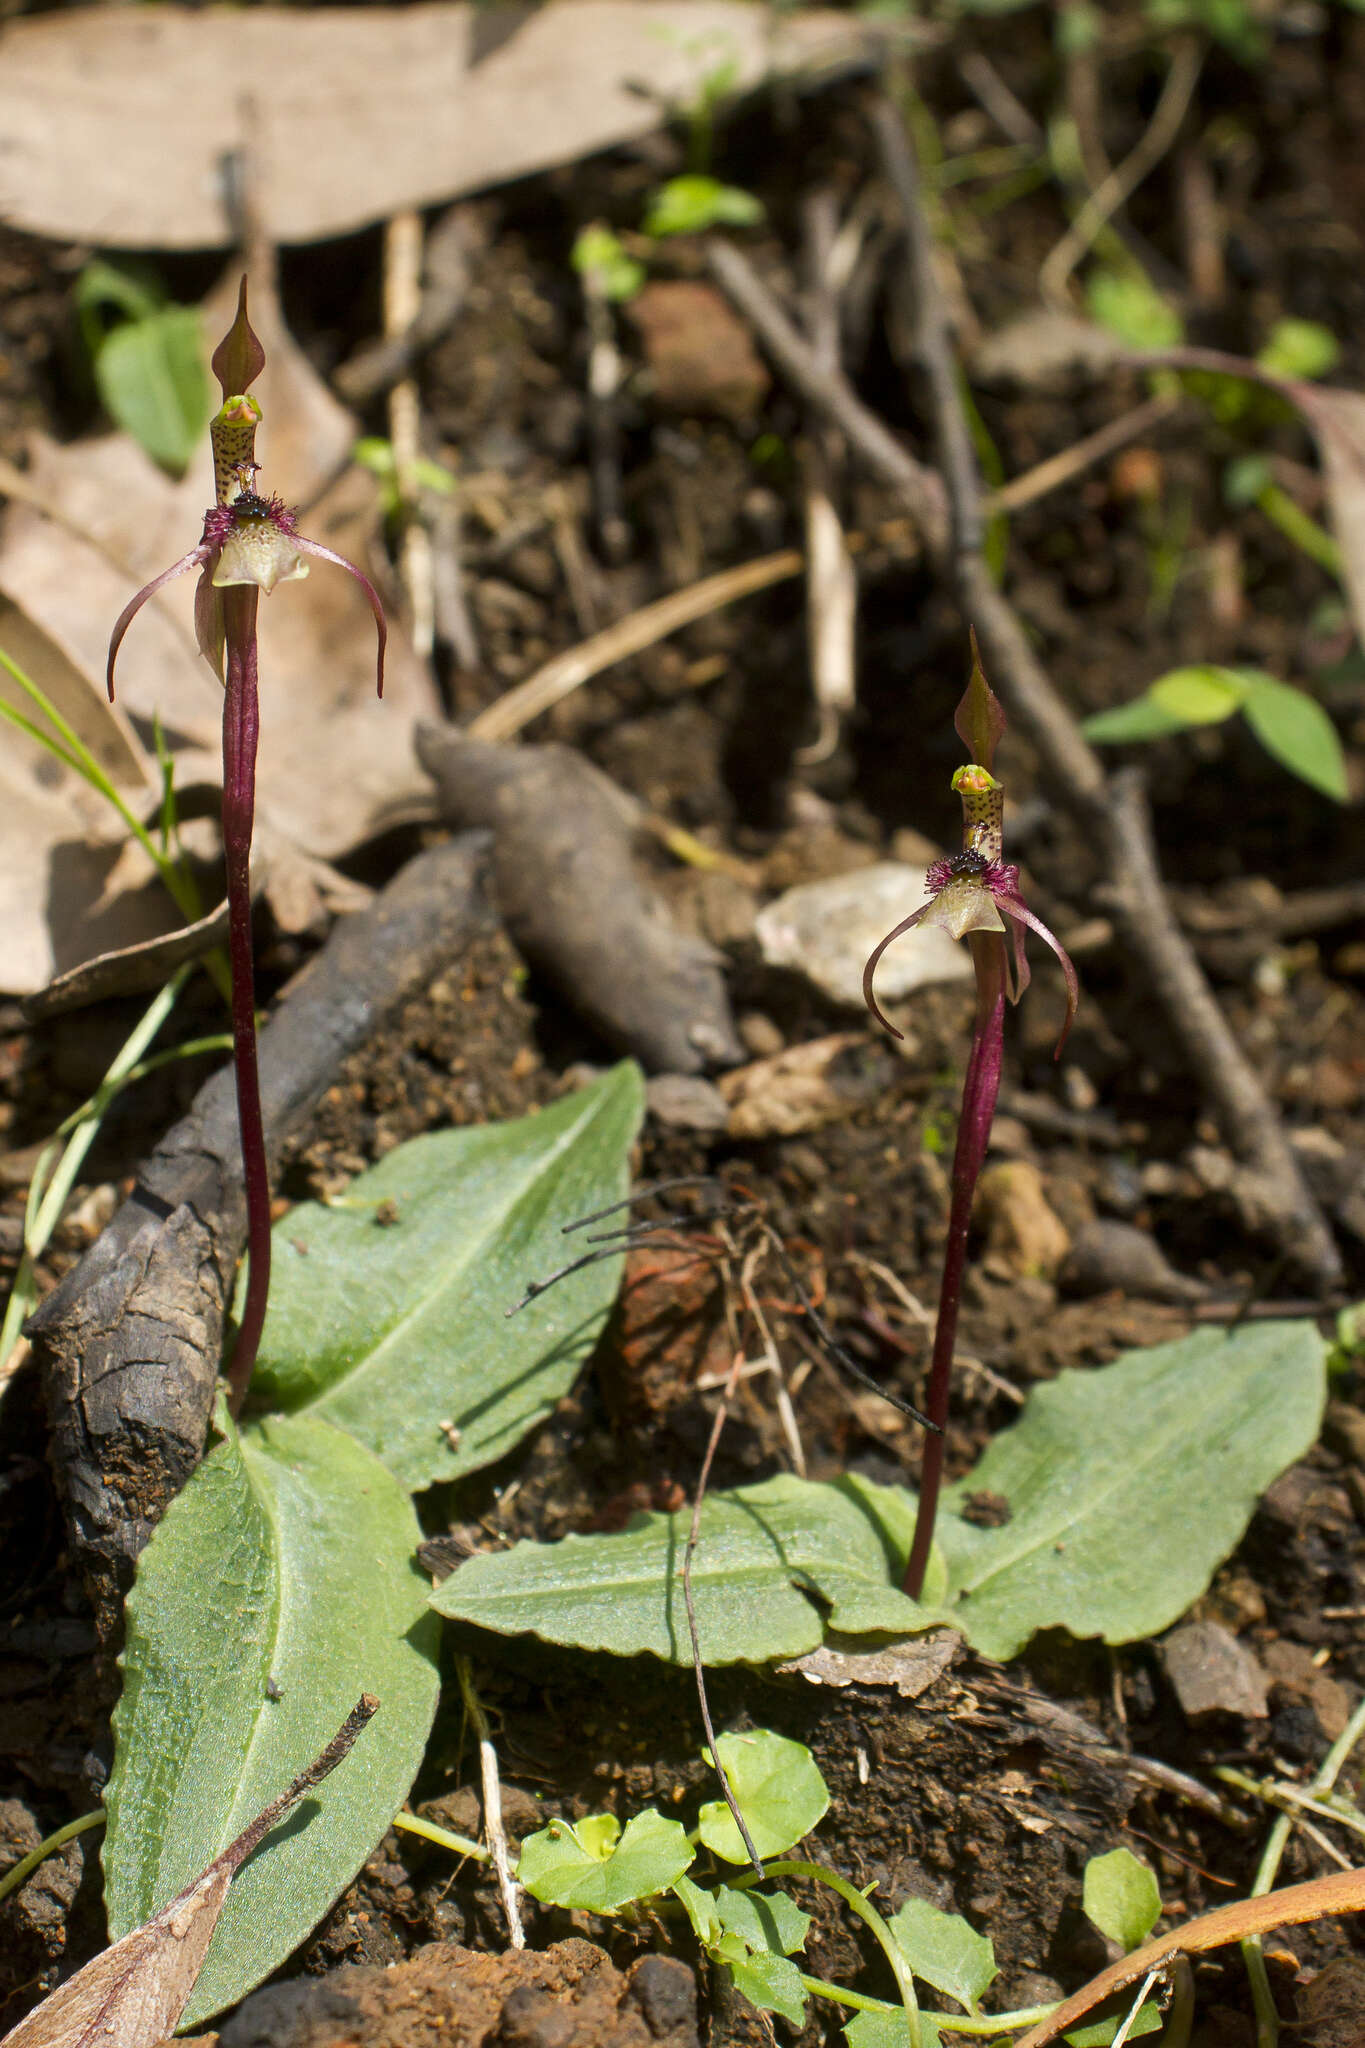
[2, 1697, 377, 2048]
[0, 5, 879, 248]
[105, 1408, 439, 2025]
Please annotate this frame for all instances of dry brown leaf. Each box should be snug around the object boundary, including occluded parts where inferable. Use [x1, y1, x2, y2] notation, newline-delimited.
[0, 1697, 377, 2048]
[0, 5, 875, 249]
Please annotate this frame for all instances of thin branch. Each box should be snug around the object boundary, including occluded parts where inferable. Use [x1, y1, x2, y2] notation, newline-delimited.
[705, 237, 949, 555]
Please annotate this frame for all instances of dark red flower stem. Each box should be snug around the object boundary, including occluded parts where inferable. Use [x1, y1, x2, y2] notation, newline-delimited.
[904, 931, 1006, 1600]
[220, 584, 270, 1420]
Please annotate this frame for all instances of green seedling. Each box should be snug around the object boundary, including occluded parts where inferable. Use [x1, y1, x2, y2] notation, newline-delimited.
[1082, 663, 1348, 801]
[643, 174, 763, 239]
[75, 257, 212, 475]
[1083, 1850, 1163, 1955]
[352, 436, 458, 523]
[572, 225, 646, 304]
[515, 1730, 1165, 2047]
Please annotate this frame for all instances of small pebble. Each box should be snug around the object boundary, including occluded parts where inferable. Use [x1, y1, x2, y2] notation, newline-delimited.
[644, 1074, 730, 1133]
[1161, 1620, 1268, 1721]
[1060, 1220, 1208, 1302]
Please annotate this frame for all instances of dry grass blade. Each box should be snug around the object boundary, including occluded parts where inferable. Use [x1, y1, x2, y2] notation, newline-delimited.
[1012, 1863, 1365, 2048]
[1, 1697, 377, 2048]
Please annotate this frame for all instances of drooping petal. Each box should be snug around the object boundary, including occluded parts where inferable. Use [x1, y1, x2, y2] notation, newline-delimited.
[292, 535, 388, 698]
[107, 545, 211, 701]
[195, 563, 226, 680]
[998, 893, 1080, 1055]
[862, 902, 933, 1040]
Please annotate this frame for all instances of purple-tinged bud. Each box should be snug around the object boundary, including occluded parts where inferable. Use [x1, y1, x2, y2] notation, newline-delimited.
[211, 276, 266, 401]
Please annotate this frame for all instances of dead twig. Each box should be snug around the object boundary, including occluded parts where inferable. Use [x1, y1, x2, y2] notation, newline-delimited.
[456, 1656, 525, 1949]
[704, 237, 949, 554]
[868, 95, 1342, 1292]
[333, 205, 475, 405]
[984, 392, 1184, 517]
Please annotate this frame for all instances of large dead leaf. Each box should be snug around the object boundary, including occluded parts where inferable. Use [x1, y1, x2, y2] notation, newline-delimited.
[0, 283, 440, 994]
[0, 1697, 376, 2048]
[0, 4, 875, 249]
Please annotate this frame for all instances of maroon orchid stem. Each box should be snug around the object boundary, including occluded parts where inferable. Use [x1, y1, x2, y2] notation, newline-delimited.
[220, 584, 270, 1420]
[904, 932, 1007, 1601]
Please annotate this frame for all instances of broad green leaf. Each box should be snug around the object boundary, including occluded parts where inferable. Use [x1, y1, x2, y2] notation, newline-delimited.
[431, 1472, 933, 1662]
[845, 2010, 939, 2047]
[886, 1897, 996, 2010]
[105, 1408, 439, 2026]
[714, 1885, 811, 1957]
[1082, 1848, 1161, 1952]
[700, 1731, 830, 1862]
[1238, 672, 1348, 801]
[724, 1947, 807, 2027]
[516, 1809, 692, 1912]
[1081, 696, 1190, 745]
[251, 1063, 643, 1490]
[94, 306, 211, 475]
[1149, 665, 1245, 725]
[937, 1321, 1326, 1660]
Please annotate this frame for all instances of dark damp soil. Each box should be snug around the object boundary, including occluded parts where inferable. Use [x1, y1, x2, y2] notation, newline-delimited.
[2, 5, 1365, 2044]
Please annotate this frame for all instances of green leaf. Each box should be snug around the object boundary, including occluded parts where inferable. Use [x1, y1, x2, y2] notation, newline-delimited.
[1237, 672, 1349, 801]
[673, 1872, 723, 1946]
[104, 1407, 440, 2026]
[644, 175, 764, 237]
[1149, 665, 1246, 725]
[93, 305, 210, 475]
[1257, 318, 1340, 382]
[1084, 269, 1183, 351]
[251, 1063, 644, 1490]
[1082, 1848, 1162, 1952]
[1081, 696, 1191, 744]
[937, 1321, 1326, 1660]
[1223, 453, 1273, 508]
[886, 1896, 997, 2010]
[517, 1809, 692, 1912]
[1065, 2002, 1163, 2045]
[724, 1947, 807, 2027]
[714, 1885, 811, 1956]
[845, 2010, 939, 2047]
[699, 1730, 830, 1862]
[431, 1471, 932, 1662]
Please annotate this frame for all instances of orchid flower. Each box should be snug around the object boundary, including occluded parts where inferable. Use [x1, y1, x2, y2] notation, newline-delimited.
[106, 279, 386, 1418]
[864, 638, 1078, 1600]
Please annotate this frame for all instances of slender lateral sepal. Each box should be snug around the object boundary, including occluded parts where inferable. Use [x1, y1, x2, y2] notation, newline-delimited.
[863, 641, 1079, 1599]
[105, 280, 387, 1415]
[107, 547, 211, 701]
